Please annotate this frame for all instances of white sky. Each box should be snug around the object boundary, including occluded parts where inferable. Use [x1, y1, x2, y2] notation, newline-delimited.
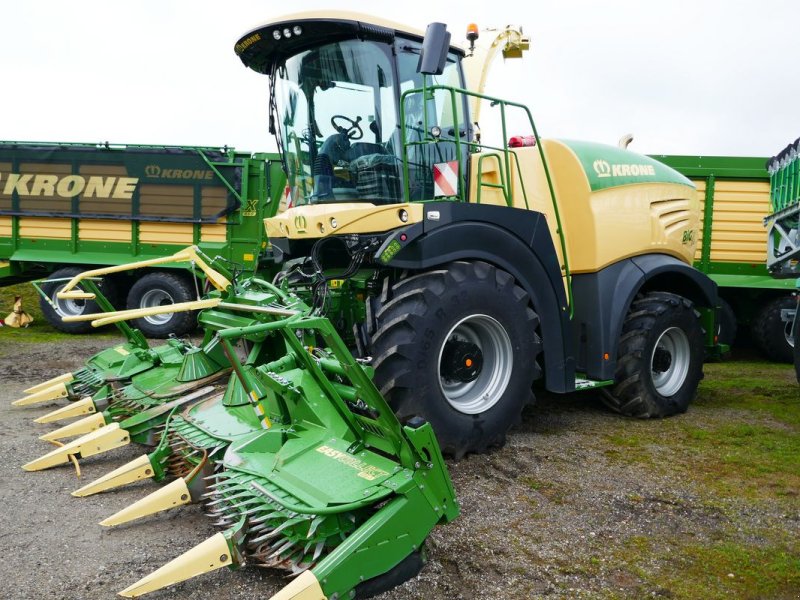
[4, 0, 799, 157]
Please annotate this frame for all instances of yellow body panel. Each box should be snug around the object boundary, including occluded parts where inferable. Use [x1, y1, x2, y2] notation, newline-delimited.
[265, 202, 423, 238]
[200, 223, 227, 243]
[139, 221, 194, 244]
[80, 219, 132, 242]
[0, 216, 11, 236]
[472, 141, 697, 274]
[18, 217, 71, 240]
[692, 178, 770, 265]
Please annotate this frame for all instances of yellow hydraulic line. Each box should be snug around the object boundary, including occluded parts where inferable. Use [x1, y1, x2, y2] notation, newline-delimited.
[59, 298, 220, 325]
[24, 372, 74, 395]
[39, 413, 106, 442]
[72, 455, 155, 497]
[35, 397, 97, 424]
[57, 246, 231, 302]
[117, 532, 233, 598]
[13, 382, 70, 406]
[22, 423, 130, 471]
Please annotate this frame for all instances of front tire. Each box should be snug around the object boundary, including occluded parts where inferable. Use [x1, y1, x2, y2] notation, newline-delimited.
[126, 271, 196, 338]
[602, 292, 704, 418]
[370, 261, 541, 458]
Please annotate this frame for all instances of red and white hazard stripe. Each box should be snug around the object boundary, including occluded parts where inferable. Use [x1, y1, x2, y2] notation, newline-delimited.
[433, 161, 459, 197]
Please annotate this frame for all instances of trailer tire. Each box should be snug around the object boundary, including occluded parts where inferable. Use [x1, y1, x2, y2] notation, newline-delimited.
[750, 295, 796, 363]
[792, 301, 800, 383]
[39, 266, 118, 334]
[601, 292, 704, 418]
[716, 297, 737, 349]
[127, 271, 196, 338]
[370, 261, 541, 458]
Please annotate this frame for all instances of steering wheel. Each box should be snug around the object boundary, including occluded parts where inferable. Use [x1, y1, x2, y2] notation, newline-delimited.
[331, 115, 363, 140]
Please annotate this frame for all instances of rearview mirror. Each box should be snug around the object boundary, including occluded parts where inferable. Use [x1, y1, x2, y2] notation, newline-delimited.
[418, 22, 451, 75]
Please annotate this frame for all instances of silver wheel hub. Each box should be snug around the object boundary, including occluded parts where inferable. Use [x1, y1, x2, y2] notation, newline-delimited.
[438, 314, 513, 415]
[139, 288, 175, 325]
[650, 326, 691, 397]
[51, 285, 86, 318]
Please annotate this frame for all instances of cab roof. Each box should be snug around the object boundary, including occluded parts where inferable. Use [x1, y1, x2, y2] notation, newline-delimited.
[235, 11, 463, 74]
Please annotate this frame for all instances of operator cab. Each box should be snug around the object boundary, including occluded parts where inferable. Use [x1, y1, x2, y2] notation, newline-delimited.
[235, 11, 468, 206]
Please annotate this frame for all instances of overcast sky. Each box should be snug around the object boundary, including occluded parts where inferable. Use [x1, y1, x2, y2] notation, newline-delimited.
[4, 0, 799, 158]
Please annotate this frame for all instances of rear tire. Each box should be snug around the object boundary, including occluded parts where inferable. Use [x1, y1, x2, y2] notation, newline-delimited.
[750, 295, 796, 363]
[601, 292, 704, 418]
[39, 266, 118, 334]
[370, 261, 541, 458]
[126, 271, 196, 338]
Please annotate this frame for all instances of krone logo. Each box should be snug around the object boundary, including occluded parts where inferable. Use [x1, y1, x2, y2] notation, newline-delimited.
[293, 215, 307, 233]
[593, 159, 612, 178]
[144, 164, 161, 177]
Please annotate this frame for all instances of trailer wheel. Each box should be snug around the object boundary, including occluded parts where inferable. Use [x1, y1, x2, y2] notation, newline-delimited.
[792, 301, 800, 383]
[39, 266, 118, 334]
[716, 297, 737, 348]
[601, 292, 704, 418]
[370, 261, 541, 458]
[750, 295, 796, 363]
[126, 272, 196, 338]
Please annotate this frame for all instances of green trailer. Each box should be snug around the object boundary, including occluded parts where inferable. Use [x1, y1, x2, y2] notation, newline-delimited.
[654, 155, 797, 361]
[764, 140, 800, 379]
[0, 142, 285, 337]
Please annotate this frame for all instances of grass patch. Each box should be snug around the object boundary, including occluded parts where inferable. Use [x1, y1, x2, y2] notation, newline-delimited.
[625, 537, 800, 599]
[601, 360, 799, 502]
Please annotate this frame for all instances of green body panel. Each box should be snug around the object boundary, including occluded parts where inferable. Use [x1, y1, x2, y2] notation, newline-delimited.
[709, 272, 796, 289]
[560, 140, 694, 191]
[0, 142, 285, 286]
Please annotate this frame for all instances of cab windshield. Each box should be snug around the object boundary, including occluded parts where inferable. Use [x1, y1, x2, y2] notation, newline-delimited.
[274, 37, 465, 206]
[275, 39, 402, 205]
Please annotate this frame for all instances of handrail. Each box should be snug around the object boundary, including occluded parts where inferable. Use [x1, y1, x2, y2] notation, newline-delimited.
[399, 82, 573, 315]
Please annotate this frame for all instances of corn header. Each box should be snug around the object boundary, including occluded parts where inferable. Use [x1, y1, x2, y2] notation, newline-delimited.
[16, 246, 458, 598]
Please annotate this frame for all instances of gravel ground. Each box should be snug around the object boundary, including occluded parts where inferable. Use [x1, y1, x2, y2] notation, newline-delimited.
[0, 337, 796, 600]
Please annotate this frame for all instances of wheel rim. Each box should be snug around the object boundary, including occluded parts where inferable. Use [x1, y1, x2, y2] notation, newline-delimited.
[438, 314, 513, 414]
[650, 326, 691, 397]
[139, 289, 175, 325]
[785, 319, 795, 349]
[51, 285, 86, 318]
